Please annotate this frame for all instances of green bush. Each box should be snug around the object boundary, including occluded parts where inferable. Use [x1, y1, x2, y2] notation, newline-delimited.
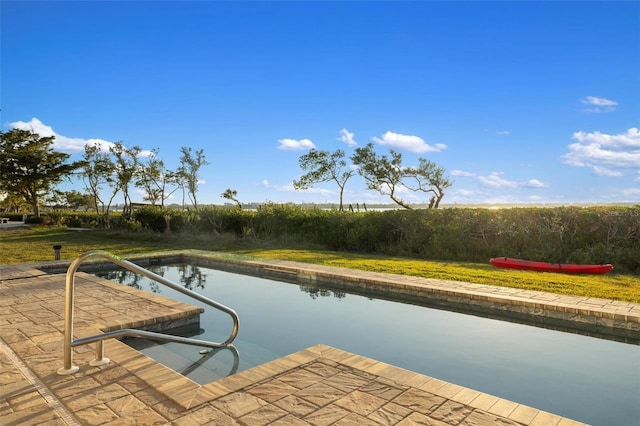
[62, 212, 100, 228]
[2, 213, 26, 221]
[132, 206, 168, 232]
[94, 204, 639, 273]
[25, 215, 49, 224]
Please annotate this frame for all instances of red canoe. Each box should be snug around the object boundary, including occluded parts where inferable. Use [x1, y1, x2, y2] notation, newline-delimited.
[489, 257, 613, 275]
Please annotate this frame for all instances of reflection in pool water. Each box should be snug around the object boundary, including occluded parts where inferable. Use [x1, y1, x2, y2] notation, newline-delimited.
[97, 264, 639, 426]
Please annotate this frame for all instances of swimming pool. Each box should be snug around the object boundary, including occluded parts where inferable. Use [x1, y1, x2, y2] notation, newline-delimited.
[97, 264, 639, 426]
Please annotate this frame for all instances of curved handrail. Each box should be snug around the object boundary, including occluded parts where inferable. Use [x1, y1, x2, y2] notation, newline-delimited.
[58, 250, 239, 375]
[182, 345, 240, 378]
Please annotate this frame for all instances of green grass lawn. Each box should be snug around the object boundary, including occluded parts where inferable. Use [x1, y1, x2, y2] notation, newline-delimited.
[2, 225, 639, 302]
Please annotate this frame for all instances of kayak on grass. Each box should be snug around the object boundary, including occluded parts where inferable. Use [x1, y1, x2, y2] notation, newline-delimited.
[489, 257, 613, 275]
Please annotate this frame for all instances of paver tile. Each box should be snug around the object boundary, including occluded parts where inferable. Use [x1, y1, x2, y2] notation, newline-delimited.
[467, 393, 499, 411]
[105, 394, 168, 425]
[396, 411, 449, 425]
[278, 368, 325, 389]
[65, 382, 130, 412]
[294, 382, 347, 407]
[238, 403, 289, 425]
[50, 375, 102, 397]
[247, 379, 299, 403]
[211, 391, 269, 418]
[487, 398, 519, 418]
[303, 360, 341, 378]
[270, 414, 313, 425]
[462, 409, 523, 425]
[360, 378, 406, 400]
[334, 412, 381, 426]
[151, 398, 187, 422]
[303, 404, 350, 426]
[0, 403, 64, 425]
[450, 388, 481, 406]
[273, 394, 320, 417]
[334, 389, 386, 416]
[508, 403, 539, 424]
[6, 389, 48, 411]
[529, 410, 562, 426]
[321, 369, 370, 393]
[367, 401, 413, 425]
[392, 387, 446, 414]
[74, 403, 119, 425]
[429, 400, 474, 424]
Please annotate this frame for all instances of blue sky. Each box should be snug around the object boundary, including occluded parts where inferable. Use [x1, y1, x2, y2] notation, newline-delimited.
[2, 1, 639, 206]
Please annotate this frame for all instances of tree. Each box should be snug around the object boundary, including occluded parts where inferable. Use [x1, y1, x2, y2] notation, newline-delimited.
[110, 142, 141, 217]
[44, 188, 93, 213]
[221, 188, 241, 208]
[0, 129, 83, 216]
[177, 147, 209, 210]
[135, 148, 180, 207]
[351, 143, 451, 209]
[351, 143, 411, 209]
[62, 190, 94, 211]
[0, 192, 30, 213]
[80, 142, 119, 219]
[45, 189, 67, 209]
[404, 158, 452, 208]
[293, 149, 354, 211]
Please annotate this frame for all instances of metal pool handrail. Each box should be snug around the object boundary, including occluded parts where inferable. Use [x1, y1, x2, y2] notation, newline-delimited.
[57, 250, 239, 375]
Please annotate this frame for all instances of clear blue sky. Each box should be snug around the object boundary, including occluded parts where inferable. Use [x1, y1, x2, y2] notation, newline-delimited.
[2, 1, 639, 206]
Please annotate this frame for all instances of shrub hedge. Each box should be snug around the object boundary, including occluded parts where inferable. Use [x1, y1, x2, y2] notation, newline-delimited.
[55, 204, 639, 273]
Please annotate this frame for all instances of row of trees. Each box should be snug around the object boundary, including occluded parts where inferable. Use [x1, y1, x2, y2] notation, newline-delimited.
[293, 143, 452, 211]
[0, 129, 209, 218]
[1, 128, 452, 217]
[81, 142, 208, 218]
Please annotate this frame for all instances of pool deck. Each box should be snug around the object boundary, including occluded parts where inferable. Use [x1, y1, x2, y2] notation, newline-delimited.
[2, 257, 637, 425]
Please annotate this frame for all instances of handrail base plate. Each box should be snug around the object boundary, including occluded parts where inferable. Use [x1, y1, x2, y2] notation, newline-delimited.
[57, 366, 80, 376]
[89, 358, 110, 367]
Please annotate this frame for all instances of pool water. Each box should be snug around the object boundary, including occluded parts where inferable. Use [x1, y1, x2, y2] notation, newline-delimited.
[96, 264, 640, 426]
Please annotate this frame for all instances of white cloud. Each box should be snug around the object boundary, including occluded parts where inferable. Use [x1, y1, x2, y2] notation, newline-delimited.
[477, 172, 518, 189]
[372, 131, 446, 154]
[581, 96, 618, 113]
[453, 170, 545, 190]
[9, 117, 153, 157]
[277, 138, 315, 151]
[451, 170, 476, 177]
[338, 128, 356, 147]
[592, 166, 623, 177]
[292, 186, 334, 196]
[562, 128, 640, 175]
[526, 179, 546, 188]
[276, 182, 296, 192]
[10, 117, 114, 153]
[496, 130, 511, 136]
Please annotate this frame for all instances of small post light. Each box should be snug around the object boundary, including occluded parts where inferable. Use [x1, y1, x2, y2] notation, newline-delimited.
[53, 245, 62, 260]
